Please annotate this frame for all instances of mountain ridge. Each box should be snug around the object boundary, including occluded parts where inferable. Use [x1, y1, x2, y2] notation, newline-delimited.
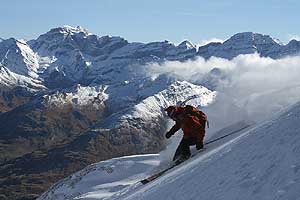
[1, 26, 300, 91]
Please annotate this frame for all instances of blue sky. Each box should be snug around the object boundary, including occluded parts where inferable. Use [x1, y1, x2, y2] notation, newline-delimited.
[1, 0, 299, 44]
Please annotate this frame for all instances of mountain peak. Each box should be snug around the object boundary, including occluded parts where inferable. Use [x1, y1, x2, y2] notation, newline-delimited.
[287, 39, 300, 46]
[178, 40, 196, 49]
[196, 32, 284, 59]
[226, 32, 280, 45]
[0, 37, 39, 79]
[45, 25, 90, 38]
[30, 26, 90, 50]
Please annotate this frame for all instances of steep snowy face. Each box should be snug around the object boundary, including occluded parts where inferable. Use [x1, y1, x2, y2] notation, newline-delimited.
[0, 38, 45, 106]
[198, 32, 282, 59]
[0, 38, 39, 78]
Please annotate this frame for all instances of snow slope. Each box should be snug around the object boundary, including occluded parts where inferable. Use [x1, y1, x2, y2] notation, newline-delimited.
[125, 103, 300, 200]
[39, 101, 300, 200]
[38, 154, 161, 200]
[37, 121, 249, 200]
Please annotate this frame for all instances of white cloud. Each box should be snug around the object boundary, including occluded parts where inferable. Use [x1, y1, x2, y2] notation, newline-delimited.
[147, 54, 300, 130]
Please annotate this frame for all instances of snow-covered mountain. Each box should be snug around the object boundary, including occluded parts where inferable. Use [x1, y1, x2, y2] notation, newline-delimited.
[26, 26, 198, 88]
[2, 26, 299, 90]
[1, 27, 300, 92]
[38, 101, 300, 200]
[198, 32, 300, 59]
[1, 26, 300, 200]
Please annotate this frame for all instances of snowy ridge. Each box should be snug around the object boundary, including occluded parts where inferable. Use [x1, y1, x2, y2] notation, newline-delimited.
[42, 84, 108, 108]
[97, 80, 216, 132]
[126, 81, 216, 121]
[1, 26, 300, 90]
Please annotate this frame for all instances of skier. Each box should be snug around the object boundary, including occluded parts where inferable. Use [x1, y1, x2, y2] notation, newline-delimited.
[165, 105, 207, 163]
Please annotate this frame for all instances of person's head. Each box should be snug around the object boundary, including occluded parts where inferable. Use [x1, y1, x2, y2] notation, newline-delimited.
[165, 106, 178, 120]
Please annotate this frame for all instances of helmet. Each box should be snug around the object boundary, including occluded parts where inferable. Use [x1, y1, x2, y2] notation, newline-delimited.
[165, 106, 177, 118]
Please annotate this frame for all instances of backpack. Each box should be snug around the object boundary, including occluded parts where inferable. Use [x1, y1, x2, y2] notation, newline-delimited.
[185, 105, 209, 128]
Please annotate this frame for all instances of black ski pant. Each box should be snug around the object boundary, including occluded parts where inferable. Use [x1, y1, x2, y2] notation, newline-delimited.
[173, 137, 196, 161]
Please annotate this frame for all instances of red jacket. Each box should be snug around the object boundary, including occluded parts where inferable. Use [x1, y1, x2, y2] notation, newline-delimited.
[168, 106, 205, 143]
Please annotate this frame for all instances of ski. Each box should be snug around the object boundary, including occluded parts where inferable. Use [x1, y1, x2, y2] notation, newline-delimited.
[140, 148, 205, 185]
[140, 160, 183, 184]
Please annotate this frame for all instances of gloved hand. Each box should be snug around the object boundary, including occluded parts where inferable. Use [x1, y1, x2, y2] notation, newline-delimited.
[196, 142, 203, 150]
[165, 131, 173, 139]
